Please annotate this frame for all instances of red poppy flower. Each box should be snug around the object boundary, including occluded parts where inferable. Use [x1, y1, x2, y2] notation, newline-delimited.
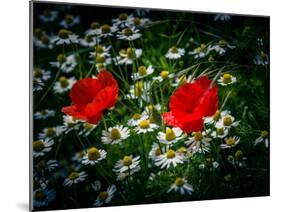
[162, 76, 218, 133]
[62, 69, 118, 124]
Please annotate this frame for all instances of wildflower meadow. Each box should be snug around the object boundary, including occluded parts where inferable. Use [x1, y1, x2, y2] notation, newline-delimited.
[31, 2, 269, 211]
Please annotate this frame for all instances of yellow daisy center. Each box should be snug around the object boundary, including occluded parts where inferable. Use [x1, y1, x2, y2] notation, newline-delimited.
[165, 127, 176, 141]
[235, 150, 243, 160]
[118, 13, 128, 20]
[166, 149, 176, 159]
[223, 116, 233, 126]
[160, 71, 169, 79]
[34, 68, 43, 78]
[139, 119, 150, 129]
[171, 46, 179, 53]
[126, 48, 135, 59]
[40, 35, 50, 44]
[101, 24, 111, 34]
[59, 76, 69, 88]
[68, 172, 79, 180]
[98, 191, 109, 201]
[193, 132, 203, 141]
[132, 113, 141, 120]
[217, 128, 224, 135]
[123, 156, 133, 166]
[95, 45, 104, 54]
[133, 17, 141, 26]
[175, 178, 185, 186]
[84, 122, 93, 130]
[110, 128, 121, 140]
[34, 190, 46, 201]
[155, 148, 161, 156]
[57, 54, 66, 63]
[260, 130, 268, 138]
[85, 35, 93, 43]
[179, 75, 187, 85]
[58, 29, 71, 39]
[88, 147, 101, 161]
[219, 40, 227, 48]
[138, 66, 147, 76]
[178, 147, 187, 154]
[90, 22, 100, 29]
[33, 140, 44, 152]
[95, 54, 105, 63]
[222, 73, 232, 84]
[226, 137, 236, 146]
[123, 28, 133, 36]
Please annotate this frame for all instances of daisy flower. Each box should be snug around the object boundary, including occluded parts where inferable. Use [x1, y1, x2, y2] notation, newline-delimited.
[254, 51, 268, 66]
[211, 127, 229, 138]
[127, 113, 148, 126]
[89, 44, 111, 58]
[112, 13, 133, 28]
[210, 40, 235, 55]
[131, 65, 154, 80]
[86, 22, 101, 36]
[220, 136, 240, 149]
[36, 160, 59, 172]
[157, 127, 183, 145]
[167, 177, 193, 195]
[52, 29, 79, 45]
[63, 171, 88, 187]
[188, 43, 212, 59]
[33, 68, 51, 82]
[61, 115, 80, 134]
[184, 131, 211, 154]
[214, 14, 231, 22]
[135, 9, 150, 17]
[134, 119, 159, 134]
[126, 16, 150, 28]
[34, 109, 55, 120]
[101, 125, 130, 144]
[93, 185, 116, 206]
[33, 139, 54, 158]
[254, 130, 269, 148]
[171, 74, 194, 87]
[72, 150, 87, 163]
[117, 27, 142, 41]
[78, 122, 97, 137]
[126, 81, 151, 104]
[50, 53, 78, 74]
[114, 47, 142, 65]
[53, 76, 76, 94]
[215, 112, 240, 129]
[217, 73, 237, 86]
[82, 147, 107, 166]
[33, 188, 56, 208]
[228, 150, 247, 167]
[89, 53, 112, 71]
[33, 78, 44, 91]
[59, 14, 80, 28]
[149, 143, 167, 160]
[165, 46, 185, 59]
[153, 70, 175, 82]
[204, 110, 229, 125]
[113, 155, 141, 177]
[98, 24, 118, 38]
[39, 10, 58, 22]
[38, 126, 63, 139]
[154, 149, 184, 169]
[79, 34, 100, 47]
[34, 34, 54, 49]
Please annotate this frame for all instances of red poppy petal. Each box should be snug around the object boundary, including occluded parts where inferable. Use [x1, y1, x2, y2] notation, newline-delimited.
[162, 111, 181, 127]
[87, 111, 103, 125]
[61, 105, 88, 120]
[173, 111, 204, 133]
[97, 69, 118, 89]
[85, 86, 118, 118]
[196, 75, 212, 90]
[69, 78, 102, 109]
[196, 86, 219, 116]
[169, 83, 204, 113]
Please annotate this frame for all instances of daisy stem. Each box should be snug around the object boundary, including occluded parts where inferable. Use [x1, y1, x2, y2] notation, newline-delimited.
[102, 116, 108, 130]
[75, 131, 86, 149]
